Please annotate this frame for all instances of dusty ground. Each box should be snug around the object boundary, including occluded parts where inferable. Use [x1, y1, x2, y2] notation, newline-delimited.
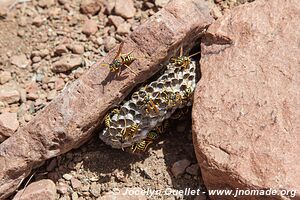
[0, 0, 255, 199]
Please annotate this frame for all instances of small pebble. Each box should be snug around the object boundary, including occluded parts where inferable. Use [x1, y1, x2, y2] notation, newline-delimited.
[63, 173, 73, 181]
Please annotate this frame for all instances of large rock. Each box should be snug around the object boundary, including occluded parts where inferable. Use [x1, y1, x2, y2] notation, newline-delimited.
[0, 87, 20, 104]
[13, 179, 56, 200]
[80, 0, 101, 15]
[0, 112, 19, 142]
[193, 0, 300, 199]
[51, 55, 83, 73]
[114, 0, 136, 19]
[0, 0, 214, 198]
[10, 54, 31, 69]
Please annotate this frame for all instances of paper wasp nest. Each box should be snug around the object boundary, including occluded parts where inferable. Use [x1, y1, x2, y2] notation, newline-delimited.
[99, 60, 197, 149]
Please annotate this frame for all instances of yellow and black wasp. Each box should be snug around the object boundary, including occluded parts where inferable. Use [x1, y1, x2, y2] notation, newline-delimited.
[170, 46, 200, 69]
[104, 108, 120, 128]
[145, 97, 159, 114]
[160, 87, 183, 108]
[155, 120, 169, 134]
[170, 107, 190, 120]
[130, 130, 159, 153]
[140, 87, 160, 114]
[101, 42, 138, 75]
[146, 130, 160, 140]
[130, 140, 152, 153]
[182, 86, 193, 102]
[122, 123, 139, 140]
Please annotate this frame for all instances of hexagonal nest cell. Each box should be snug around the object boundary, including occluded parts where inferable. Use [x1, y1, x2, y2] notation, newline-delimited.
[99, 60, 198, 149]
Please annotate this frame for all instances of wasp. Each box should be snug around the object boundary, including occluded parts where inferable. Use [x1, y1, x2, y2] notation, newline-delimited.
[170, 91, 183, 106]
[146, 130, 159, 140]
[101, 42, 138, 75]
[130, 130, 158, 153]
[122, 123, 139, 139]
[160, 84, 183, 108]
[170, 46, 200, 69]
[141, 88, 160, 114]
[131, 140, 153, 153]
[182, 87, 193, 102]
[145, 98, 159, 114]
[155, 120, 169, 134]
[104, 108, 120, 128]
[170, 107, 189, 120]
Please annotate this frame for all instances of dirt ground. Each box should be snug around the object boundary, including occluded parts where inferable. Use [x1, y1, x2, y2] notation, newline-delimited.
[0, 0, 255, 199]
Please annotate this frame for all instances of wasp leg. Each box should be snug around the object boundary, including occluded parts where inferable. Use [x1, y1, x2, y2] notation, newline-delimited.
[124, 64, 138, 75]
[123, 49, 134, 56]
[188, 51, 201, 58]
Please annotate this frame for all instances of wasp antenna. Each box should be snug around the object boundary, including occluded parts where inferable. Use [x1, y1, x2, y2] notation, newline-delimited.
[180, 46, 183, 57]
[125, 49, 135, 56]
[114, 42, 124, 60]
[189, 51, 201, 58]
[124, 64, 138, 75]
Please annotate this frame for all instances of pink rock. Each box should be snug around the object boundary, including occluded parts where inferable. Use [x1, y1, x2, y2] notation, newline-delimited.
[46, 158, 57, 171]
[186, 164, 199, 176]
[103, 36, 116, 51]
[0, 112, 19, 140]
[0, 0, 214, 198]
[108, 15, 125, 28]
[26, 83, 39, 100]
[0, 88, 20, 104]
[13, 179, 56, 200]
[55, 78, 65, 91]
[38, 0, 55, 8]
[82, 19, 98, 36]
[0, 71, 12, 84]
[103, 0, 115, 14]
[117, 22, 131, 35]
[10, 54, 31, 69]
[54, 44, 68, 56]
[32, 16, 44, 27]
[114, 0, 136, 19]
[155, 0, 170, 7]
[56, 182, 69, 194]
[67, 44, 85, 55]
[193, 0, 300, 199]
[171, 159, 191, 178]
[0, 6, 8, 18]
[70, 178, 81, 190]
[52, 55, 83, 73]
[80, 0, 101, 15]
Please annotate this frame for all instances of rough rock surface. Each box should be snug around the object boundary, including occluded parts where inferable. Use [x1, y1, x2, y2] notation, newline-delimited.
[114, 0, 136, 19]
[0, 113, 19, 142]
[51, 55, 83, 73]
[0, 0, 214, 198]
[0, 88, 20, 104]
[82, 19, 98, 36]
[10, 54, 31, 69]
[171, 159, 191, 178]
[193, 0, 300, 199]
[80, 0, 101, 15]
[13, 179, 56, 200]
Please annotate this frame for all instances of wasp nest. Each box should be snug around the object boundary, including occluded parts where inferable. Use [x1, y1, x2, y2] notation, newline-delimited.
[99, 60, 197, 149]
